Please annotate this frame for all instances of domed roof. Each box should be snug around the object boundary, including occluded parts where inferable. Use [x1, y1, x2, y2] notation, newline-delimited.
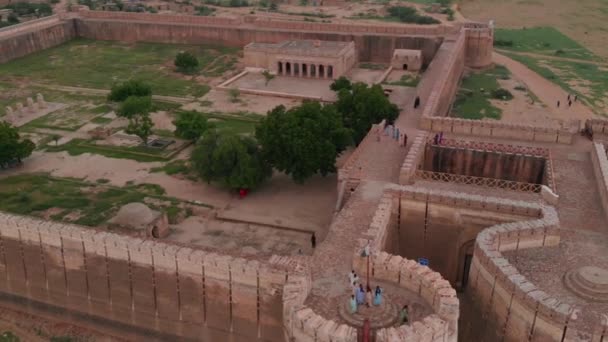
[109, 202, 160, 230]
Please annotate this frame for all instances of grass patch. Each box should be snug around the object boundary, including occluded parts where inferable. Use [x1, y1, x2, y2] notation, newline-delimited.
[503, 53, 608, 112]
[451, 65, 513, 120]
[359, 63, 387, 70]
[178, 110, 262, 135]
[21, 104, 110, 131]
[150, 159, 191, 175]
[0, 173, 193, 228]
[45, 139, 169, 162]
[494, 27, 598, 61]
[0, 38, 238, 97]
[383, 74, 420, 87]
[91, 116, 113, 124]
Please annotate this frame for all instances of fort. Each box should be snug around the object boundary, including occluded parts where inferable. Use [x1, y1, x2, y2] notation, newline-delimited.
[0, 4, 606, 342]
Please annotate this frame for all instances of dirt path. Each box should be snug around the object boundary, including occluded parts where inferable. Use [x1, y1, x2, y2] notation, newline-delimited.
[496, 49, 608, 66]
[493, 52, 597, 123]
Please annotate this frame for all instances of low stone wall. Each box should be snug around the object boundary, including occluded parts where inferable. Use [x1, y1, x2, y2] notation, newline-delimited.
[79, 9, 240, 26]
[591, 142, 608, 222]
[399, 132, 427, 185]
[419, 117, 578, 144]
[0, 213, 288, 340]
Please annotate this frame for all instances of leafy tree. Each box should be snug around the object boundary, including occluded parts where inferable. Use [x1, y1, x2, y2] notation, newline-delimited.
[173, 111, 213, 141]
[118, 96, 152, 119]
[262, 70, 275, 86]
[108, 80, 152, 102]
[126, 113, 154, 145]
[117, 96, 154, 144]
[191, 130, 271, 190]
[7, 13, 19, 24]
[330, 76, 352, 92]
[255, 101, 351, 183]
[334, 82, 399, 145]
[0, 122, 35, 168]
[174, 51, 200, 74]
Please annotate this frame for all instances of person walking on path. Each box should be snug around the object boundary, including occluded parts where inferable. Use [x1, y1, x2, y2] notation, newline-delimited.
[568, 94, 571, 102]
[349, 295, 358, 314]
[311, 232, 316, 249]
[373, 286, 383, 306]
[399, 305, 409, 324]
[557, 100, 560, 108]
[568, 100, 572, 107]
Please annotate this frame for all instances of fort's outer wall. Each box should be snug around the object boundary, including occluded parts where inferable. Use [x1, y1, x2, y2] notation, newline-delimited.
[0, 214, 287, 341]
[0, 19, 76, 64]
[73, 19, 442, 64]
[464, 27, 493, 68]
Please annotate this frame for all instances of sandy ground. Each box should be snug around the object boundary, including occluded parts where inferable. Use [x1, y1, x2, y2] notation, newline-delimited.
[188, 88, 300, 114]
[169, 216, 313, 256]
[460, 0, 608, 59]
[229, 73, 337, 101]
[494, 53, 597, 125]
[150, 111, 175, 131]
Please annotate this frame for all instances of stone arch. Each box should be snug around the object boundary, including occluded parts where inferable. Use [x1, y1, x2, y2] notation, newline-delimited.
[310, 64, 317, 77]
[286, 62, 291, 75]
[403, 63, 408, 70]
[302, 63, 308, 77]
[294, 63, 300, 76]
[278, 61, 283, 75]
[327, 65, 334, 78]
[456, 239, 475, 291]
[319, 65, 325, 78]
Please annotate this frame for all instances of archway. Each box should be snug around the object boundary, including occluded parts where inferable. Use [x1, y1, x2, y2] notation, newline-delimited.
[403, 64, 408, 70]
[278, 61, 283, 75]
[294, 63, 300, 76]
[456, 240, 475, 291]
[302, 64, 308, 77]
[286, 62, 291, 75]
[319, 65, 325, 78]
[327, 65, 334, 78]
[310, 64, 316, 77]
[152, 225, 160, 238]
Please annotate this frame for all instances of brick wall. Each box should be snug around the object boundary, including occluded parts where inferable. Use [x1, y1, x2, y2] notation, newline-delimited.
[591, 142, 608, 222]
[0, 16, 76, 64]
[0, 213, 288, 340]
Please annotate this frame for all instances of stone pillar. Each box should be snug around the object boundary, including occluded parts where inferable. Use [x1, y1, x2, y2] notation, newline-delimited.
[37, 93, 47, 109]
[16, 102, 23, 114]
[26, 97, 37, 112]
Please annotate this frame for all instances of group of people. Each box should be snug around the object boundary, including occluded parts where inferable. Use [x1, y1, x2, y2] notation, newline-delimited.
[433, 132, 444, 145]
[557, 93, 578, 108]
[348, 270, 383, 313]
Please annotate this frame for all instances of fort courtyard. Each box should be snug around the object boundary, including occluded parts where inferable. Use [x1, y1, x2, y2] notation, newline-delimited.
[0, 0, 606, 341]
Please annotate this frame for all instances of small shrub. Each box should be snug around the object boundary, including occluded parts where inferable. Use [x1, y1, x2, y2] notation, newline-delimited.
[108, 80, 152, 102]
[174, 51, 200, 74]
[386, 6, 440, 25]
[513, 85, 527, 91]
[96, 178, 110, 184]
[555, 49, 564, 55]
[228, 88, 241, 103]
[491, 88, 514, 100]
[494, 39, 514, 47]
[166, 206, 181, 224]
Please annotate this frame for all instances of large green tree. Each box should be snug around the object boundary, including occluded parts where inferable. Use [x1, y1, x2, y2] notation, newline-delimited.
[118, 96, 154, 144]
[108, 80, 152, 102]
[173, 111, 212, 141]
[0, 122, 35, 168]
[255, 101, 351, 183]
[334, 82, 399, 145]
[191, 130, 271, 190]
[174, 51, 199, 74]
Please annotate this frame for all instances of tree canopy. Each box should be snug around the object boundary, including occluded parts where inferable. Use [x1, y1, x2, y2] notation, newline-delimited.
[108, 80, 152, 102]
[191, 130, 271, 190]
[118, 96, 154, 144]
[118, 96, 152, 119]
[255, 101, 351, 183]
[330, 76, 352, 92]
[0, 122, 35, 168]
[173, 111, 213, 141]
[334, 82, 399, 145]
[174, 51, 200, 73]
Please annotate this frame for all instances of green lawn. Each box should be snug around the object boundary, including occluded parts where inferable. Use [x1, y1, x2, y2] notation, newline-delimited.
[0, 173, 179, 227]
[452, 65, 511, 120]
[494, 27, 599, 61]
[0, 39, 239, 97]
[191, 111, 262, 135]
[45, 139, 172, 162]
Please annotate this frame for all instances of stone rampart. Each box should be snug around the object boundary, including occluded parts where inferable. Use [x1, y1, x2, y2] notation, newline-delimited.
[79, 9, 241, 26]
[591, 142, 608, 222]
[399, 132, 427, 185]
[463, 26, 493, 68]
[0, 213, 288, 340]
[0, 16, 76, 64]
[419, 30, 466, 121]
